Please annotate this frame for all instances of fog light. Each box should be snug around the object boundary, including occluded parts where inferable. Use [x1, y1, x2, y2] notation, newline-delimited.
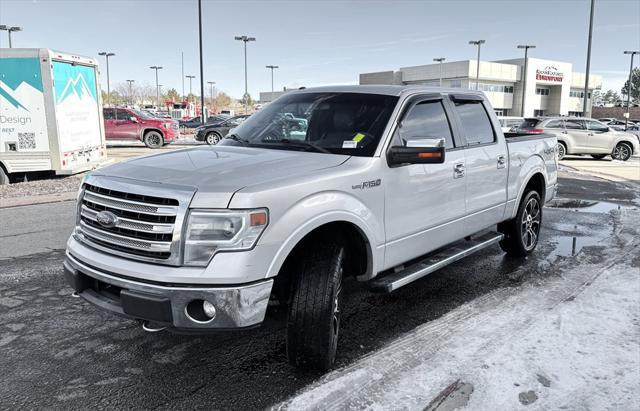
[203, 300, 216, 319]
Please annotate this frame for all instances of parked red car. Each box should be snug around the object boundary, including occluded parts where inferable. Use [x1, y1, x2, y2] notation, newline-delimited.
[103, 108, 179, 148]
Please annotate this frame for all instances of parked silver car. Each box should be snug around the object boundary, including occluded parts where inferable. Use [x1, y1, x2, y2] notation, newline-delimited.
[519, 117, 639, 161]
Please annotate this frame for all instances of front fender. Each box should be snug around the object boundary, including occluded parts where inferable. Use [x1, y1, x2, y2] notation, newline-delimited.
[261, 191, 382, 280]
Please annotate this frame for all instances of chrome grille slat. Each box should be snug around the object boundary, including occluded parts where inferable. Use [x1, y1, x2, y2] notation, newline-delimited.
[80, 221, 172, 252]
[80, 206, 174, 234]
[83, 191, 178, 216]
[76, 181, 185, 264]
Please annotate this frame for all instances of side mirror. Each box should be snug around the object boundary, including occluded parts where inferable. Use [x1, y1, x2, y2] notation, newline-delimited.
[388, 138, 446, 165]
[130, 116, 138, 123]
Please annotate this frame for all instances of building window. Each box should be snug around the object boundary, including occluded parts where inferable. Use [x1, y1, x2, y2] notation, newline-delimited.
[570, 91, 593, 99]
[472, 83, 514, 93]
[494, 109, 510, 116]
[449, 80, 462, 88]
[536, 88, 550, 96]
[567, 111, 583, 117]
[534, 109, 545, 116]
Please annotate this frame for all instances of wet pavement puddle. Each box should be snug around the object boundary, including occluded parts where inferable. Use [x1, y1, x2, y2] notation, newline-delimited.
[546, 198, 635, 213]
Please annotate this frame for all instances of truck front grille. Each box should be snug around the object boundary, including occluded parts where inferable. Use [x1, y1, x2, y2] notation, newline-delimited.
[77, 183, 179, 262]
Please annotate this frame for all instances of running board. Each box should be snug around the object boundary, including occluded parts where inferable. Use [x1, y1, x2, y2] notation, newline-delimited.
[370, 231, 504, 293]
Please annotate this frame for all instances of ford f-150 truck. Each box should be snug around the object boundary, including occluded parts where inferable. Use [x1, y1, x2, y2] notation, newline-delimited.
[64, 86, 557, 370]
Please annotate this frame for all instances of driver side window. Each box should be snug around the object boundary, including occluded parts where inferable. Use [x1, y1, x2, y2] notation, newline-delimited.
[393, 100, 454, 149]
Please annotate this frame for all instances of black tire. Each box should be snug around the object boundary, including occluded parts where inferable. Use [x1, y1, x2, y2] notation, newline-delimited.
[143, 131, 164, 148]
[0, 166, 9, 185]
[287, 237, 345, 371]
[591, 154, 607, 160]
[556, 142, 567, 160]
[498, 190, 542, 257]
[612, 142, 632, 161]
[205, 132, 221, 145]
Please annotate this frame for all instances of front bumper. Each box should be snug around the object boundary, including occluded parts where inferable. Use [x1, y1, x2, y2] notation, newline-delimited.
[64, 252, 273, 331]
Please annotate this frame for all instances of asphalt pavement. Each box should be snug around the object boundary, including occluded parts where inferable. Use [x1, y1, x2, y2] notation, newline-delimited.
[0, 170, 638, 409]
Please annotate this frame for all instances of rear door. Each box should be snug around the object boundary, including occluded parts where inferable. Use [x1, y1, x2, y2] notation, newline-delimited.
[563, 119, 589, 151]
[384, 95, 467, 268]
[450, 95, 507, 235]
[103, 108, 117, 139]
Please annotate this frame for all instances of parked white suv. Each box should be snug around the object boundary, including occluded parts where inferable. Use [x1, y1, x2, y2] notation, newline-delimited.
[519, 117, 639, 161]
[65, 86, 557, 370]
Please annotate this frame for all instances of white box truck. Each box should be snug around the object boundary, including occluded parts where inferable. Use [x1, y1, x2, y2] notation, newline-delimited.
[0, 48, 107, 184]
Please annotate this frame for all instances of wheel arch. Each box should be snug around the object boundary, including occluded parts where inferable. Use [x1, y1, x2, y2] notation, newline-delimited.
[140, 127, 164, 141]
[510, 162, 547, 220]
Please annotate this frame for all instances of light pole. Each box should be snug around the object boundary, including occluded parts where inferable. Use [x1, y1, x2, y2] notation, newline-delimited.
[98, 52, 115, 106]
[207, 81, 216, 107]
[197, 0, 206, 122]
[149, 66, 163, 110]
[186, 75, 195, 99]
[583, 0, 595, 117]
[433, 58, 445, 87]
[623, 50, 639, 129]
[126, 79, 135, 106]
[265, 65, 279, 94]
[469, 40, 485, 91]
[0, 25, 22, 48]
[517, 45, 536, 116]
[235, 35, 256, 113]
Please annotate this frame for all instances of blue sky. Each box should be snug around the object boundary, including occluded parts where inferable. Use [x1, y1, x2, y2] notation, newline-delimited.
[2, 0, 638, 99]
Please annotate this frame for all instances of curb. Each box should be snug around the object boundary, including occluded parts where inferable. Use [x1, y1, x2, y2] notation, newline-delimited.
[0, 191, 77, 209]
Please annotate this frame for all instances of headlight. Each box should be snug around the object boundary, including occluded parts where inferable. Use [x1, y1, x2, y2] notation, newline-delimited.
[183, 208, 268, 266]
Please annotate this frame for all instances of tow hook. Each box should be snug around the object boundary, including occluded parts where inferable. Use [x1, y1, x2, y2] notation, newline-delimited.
[141, 321, 166, 333]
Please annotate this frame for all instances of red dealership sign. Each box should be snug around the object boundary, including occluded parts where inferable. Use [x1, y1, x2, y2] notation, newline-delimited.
[536, 66, 564, 82]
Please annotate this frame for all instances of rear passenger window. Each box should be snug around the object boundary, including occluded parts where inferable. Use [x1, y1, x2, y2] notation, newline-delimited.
[545, 120, 564, 128]
[396, 100, 454, 149]
[564, 120, 585, 130]
[453, 102, 495, 145]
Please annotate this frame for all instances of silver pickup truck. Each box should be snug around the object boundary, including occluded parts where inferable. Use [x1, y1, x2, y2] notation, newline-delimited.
[64, 86, 557, 370]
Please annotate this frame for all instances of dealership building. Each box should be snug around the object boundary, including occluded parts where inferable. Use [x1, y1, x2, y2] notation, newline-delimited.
[360, 58, 602, 117]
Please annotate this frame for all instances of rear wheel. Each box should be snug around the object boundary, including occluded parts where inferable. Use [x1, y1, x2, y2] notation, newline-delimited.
[591, 154, 607, 160]
[287, 236, 344, 371]
[143, 131, 164, 149]
[612, 142, 632, 161]
[205, 132, 221, 145]
[0, 166, 9, 185]
[556, 142, 567, 160]
[498, 190, 542, 257]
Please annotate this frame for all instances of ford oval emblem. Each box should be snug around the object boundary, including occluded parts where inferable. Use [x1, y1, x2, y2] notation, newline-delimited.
[96, 210, 118, 228]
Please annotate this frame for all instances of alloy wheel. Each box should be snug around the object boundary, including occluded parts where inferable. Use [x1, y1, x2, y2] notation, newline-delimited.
[521, 197, 541, 251]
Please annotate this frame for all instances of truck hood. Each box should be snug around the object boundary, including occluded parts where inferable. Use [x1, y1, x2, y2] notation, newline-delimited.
[94, 146, 349, 208]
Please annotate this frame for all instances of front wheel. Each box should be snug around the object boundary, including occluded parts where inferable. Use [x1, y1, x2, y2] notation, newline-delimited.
[143, 131, 164, 149]
[205, 132, 221, 145]
[287, 238, 344, 371]
[498, 190, 542, 257]
[612, 142, 632, 161]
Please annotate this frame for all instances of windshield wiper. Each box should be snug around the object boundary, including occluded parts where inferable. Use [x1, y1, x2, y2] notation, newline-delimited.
[267, 139, 332, 154]
[224, 134, 250, 146]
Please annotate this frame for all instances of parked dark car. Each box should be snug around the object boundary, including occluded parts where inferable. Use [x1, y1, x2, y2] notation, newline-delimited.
[179, 115, 230, 132]
[194, 115, 250, 144]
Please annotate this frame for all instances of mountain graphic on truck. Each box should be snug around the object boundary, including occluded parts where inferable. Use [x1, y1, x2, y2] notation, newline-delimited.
[0, 57, 45, 112]
[57, 74, 95, 104]
[0, 85, 29, 111]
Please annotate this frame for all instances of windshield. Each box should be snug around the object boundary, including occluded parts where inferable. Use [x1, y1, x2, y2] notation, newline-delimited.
[133, 110, 155, 119]
[218, 92, 398, 156]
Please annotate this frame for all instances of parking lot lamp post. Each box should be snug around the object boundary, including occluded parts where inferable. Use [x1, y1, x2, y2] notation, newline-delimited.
[0, 26, 22, 48]
[582, 0, 595, 117]
[266, 65, 279, 93]
[433, 58, 445, 87]
[469, 40, 485, 91]
[207, 81, 216, 108]
[235, 35, 256, 113]
[186, 75, 195, 100]
[126, 79, 135, 106]
[149, 66, 163, 110]
[623, 51, 639, 129]
[98, 52, 115, 106]
[517, 45, 535, 116]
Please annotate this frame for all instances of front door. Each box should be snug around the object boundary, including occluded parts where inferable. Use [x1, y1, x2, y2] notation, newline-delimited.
[384, 96, 467, 269]
[114, 109, 139, 140]
[584, 119, 614, 153]
[450, 97, 507, 235]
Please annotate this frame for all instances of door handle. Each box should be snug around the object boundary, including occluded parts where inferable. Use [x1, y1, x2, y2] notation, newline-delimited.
[454, 163, 465, 179]
[497, 155, 507, 169]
